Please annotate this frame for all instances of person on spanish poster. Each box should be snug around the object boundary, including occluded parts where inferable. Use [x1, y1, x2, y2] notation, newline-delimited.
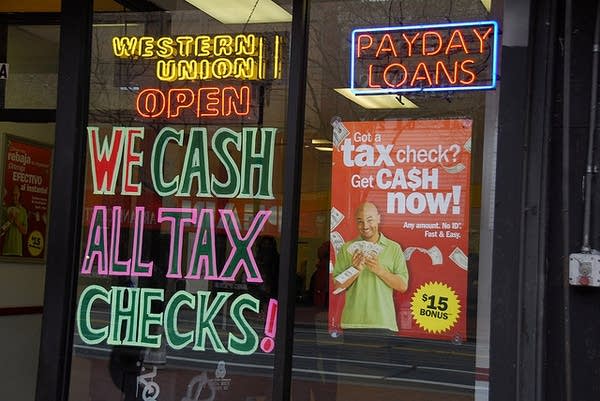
[333, 201, 408, 332]
[0, 185, 28, 256]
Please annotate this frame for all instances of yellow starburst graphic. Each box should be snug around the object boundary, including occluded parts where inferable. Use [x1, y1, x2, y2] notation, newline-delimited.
[410, 282, 460, 334]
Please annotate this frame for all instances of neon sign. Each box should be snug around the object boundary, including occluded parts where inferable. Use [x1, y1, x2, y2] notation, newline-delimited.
[135, 86, 251, 119]
[112, 33, 284, 82]
[111, 33, 285, 121]
[350, 21, 498, 94]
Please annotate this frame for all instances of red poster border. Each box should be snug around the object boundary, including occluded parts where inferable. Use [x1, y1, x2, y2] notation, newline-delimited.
[328, 118, 472, 341]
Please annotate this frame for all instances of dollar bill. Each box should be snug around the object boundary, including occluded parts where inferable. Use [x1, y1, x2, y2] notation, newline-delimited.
[463, 137, 472, 153]
[404, 247, 419, 260]
[347, 241, 364, 255]
[331, 231, 345, 256]
[404, 246, 443, 265]
[330, 207, 344, 232]
[427, 246, 443, 265]
[442, 163, 466, 174]
[334, 266, 359, 284]
[450, 247, 468, 270]
[348, 240, 383, 256]
[331, 119, 350, 149]
[364, 242, 383, 256]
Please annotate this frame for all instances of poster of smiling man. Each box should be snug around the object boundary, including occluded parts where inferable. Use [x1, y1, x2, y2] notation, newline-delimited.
[329, 119, 472, 341]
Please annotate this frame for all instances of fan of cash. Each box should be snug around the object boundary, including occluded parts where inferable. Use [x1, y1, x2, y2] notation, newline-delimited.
[347, 240, 384, 256]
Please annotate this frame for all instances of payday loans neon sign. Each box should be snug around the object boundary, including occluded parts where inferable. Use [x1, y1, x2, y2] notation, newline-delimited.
[350, 21, 498, 94]
[112, 33, 284, 120]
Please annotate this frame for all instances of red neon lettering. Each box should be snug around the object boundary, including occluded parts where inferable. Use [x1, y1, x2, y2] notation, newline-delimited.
[445, 29, 469, 54]
[167, 88, 195, 118]
[410, 62, 433, 87]
[473, 27, 493, 53]
[135, 86, 252, 119]
[383, 63, 408, 88]
[222, 86, 250, 116]
[402, 32, 420, 57]
[136, 88, 166, 118]
[459, 59, 476, 84]
[375, 33, 398, 58]
[422, 31, 443, 56]
[198, 87, 221, 117]
[367, 64, 381, 88]
[435, 61, 458, 85]
[357, 34, 374, 58]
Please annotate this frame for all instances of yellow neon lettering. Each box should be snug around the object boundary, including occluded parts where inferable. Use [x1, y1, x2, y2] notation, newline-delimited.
[177, 60, 198, 80]
[258, 37, 265, 80]
[112, 37, 138, 57]
[139, 36, 155, 57]
[235, 34, 257, 56]
[156, 37, 176, 58]
[212, 58, 234, 79]
[156, 60, 177, 82]
[214, 35, 234, 56]
[234, 58, 256, 80]
[274, 35, 281, 79]
[195, 35, 211, 56]
[176, 36, 194, 57]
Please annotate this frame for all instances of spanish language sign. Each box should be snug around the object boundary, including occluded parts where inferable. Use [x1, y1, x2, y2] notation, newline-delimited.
[0, 136, 52, 259]
[328, 119, 471, 340]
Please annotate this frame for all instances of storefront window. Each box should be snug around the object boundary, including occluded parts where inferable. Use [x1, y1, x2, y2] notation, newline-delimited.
[5, 25, 59, 109]
[291, 1, 498, 401]
[69, 6, 292, 400]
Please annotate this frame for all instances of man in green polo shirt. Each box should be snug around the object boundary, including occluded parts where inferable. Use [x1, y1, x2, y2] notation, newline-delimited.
[333, 202, 408, 332]
[1, 186, 28, 256]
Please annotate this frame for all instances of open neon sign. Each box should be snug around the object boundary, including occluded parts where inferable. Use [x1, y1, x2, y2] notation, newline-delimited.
[111, 32, 285, 121]
[350, 21, 498, 94]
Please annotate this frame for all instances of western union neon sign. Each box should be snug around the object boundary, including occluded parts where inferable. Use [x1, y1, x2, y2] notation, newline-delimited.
[112, 33, 284, 82]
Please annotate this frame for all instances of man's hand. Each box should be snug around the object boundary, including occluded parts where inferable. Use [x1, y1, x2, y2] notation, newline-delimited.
[352, 251, 366, 271]
[364, 253, 408, 292]
[364, 253, 385, 276]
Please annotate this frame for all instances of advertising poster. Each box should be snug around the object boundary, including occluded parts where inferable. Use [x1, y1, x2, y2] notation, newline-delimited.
[329, 119, 472, 341]
[0, 136, 52, 260]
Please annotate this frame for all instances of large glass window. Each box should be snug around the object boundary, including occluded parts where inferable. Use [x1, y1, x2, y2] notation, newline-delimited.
[291, 1, 499, 401]
[69, 5, 292, 401]
[5, 25, 60, 109]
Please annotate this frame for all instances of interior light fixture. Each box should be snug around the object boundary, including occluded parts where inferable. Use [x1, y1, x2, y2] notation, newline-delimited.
[480, 0, 492, 12]
[185, 0, 292, 24]
[315, 146, 333, 152]
[311, 139, 333, 145]
[334, 88, 418, 109]
[93, 23, 141, 27]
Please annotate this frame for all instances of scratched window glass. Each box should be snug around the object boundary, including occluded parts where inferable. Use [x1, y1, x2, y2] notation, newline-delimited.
[292, 1, 500, 401]
[69, 7, 291, 401]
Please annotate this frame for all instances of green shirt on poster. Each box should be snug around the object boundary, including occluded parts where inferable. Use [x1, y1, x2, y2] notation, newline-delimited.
[333, 233, 408, 332]
[2, 205, 27, 256]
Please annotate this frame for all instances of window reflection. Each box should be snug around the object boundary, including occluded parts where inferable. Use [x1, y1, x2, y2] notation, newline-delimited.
[292, 1, 498, 400]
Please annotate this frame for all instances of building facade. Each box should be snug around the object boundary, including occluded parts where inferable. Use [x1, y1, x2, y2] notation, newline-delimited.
[0, 0, 598, 401]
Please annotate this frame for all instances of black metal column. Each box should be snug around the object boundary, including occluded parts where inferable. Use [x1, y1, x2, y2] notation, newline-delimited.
[35, 0, 92, 400]
[490, 0, 556, 400]
[272, 0, 310, 400]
